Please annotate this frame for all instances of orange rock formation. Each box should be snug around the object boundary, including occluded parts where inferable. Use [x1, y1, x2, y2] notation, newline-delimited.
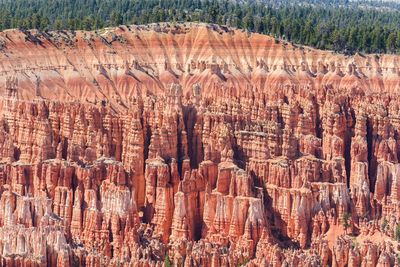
[0, 23, 399, 266]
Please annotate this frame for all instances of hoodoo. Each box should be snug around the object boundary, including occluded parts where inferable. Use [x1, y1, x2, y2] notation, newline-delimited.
[0, 23, 399, 266]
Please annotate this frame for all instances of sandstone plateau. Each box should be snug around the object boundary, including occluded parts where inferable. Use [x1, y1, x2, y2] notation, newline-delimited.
[0, 23, 399, 266]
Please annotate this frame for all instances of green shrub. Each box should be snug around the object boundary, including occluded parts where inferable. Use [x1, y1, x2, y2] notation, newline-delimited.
[395, 224, 400, 241]
[342, 212, 351, 233]
[164, 254, 172, 267]
[381, 218, 388, 231]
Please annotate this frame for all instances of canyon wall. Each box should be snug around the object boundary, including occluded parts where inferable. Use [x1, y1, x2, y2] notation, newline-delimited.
[0, 23, 399, 266]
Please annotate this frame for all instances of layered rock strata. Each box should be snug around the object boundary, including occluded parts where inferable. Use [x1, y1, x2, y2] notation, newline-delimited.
[0, 23, 399, 266]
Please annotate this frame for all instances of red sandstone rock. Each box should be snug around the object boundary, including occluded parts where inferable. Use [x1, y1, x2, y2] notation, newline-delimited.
[0, 23, 399, 266]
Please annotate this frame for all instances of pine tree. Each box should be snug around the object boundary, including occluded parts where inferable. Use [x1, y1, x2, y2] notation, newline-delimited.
[111, 11, 123, 26]
[54, 18, 63, 30]
[243, 13, 254, 31]
[82, 16, 94, 31]
[386, 32, 397, 53]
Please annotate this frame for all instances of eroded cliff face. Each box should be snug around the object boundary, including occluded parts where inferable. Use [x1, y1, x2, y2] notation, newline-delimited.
[0, 23, 399, 266]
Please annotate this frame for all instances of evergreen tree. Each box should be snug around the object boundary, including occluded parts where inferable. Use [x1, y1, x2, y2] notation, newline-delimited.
[243, 12, 254, 31]
[111, 11, 123, 26]
[54, 18, 64, 30]
[82, 16, 94, 31]
[386, 32, 397, 53]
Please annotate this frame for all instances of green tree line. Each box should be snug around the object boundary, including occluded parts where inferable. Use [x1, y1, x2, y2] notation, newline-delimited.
[0, 0, 399, 54]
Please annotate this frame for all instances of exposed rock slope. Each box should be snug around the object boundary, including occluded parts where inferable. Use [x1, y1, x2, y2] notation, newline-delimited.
[0, 23, 399, 266]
